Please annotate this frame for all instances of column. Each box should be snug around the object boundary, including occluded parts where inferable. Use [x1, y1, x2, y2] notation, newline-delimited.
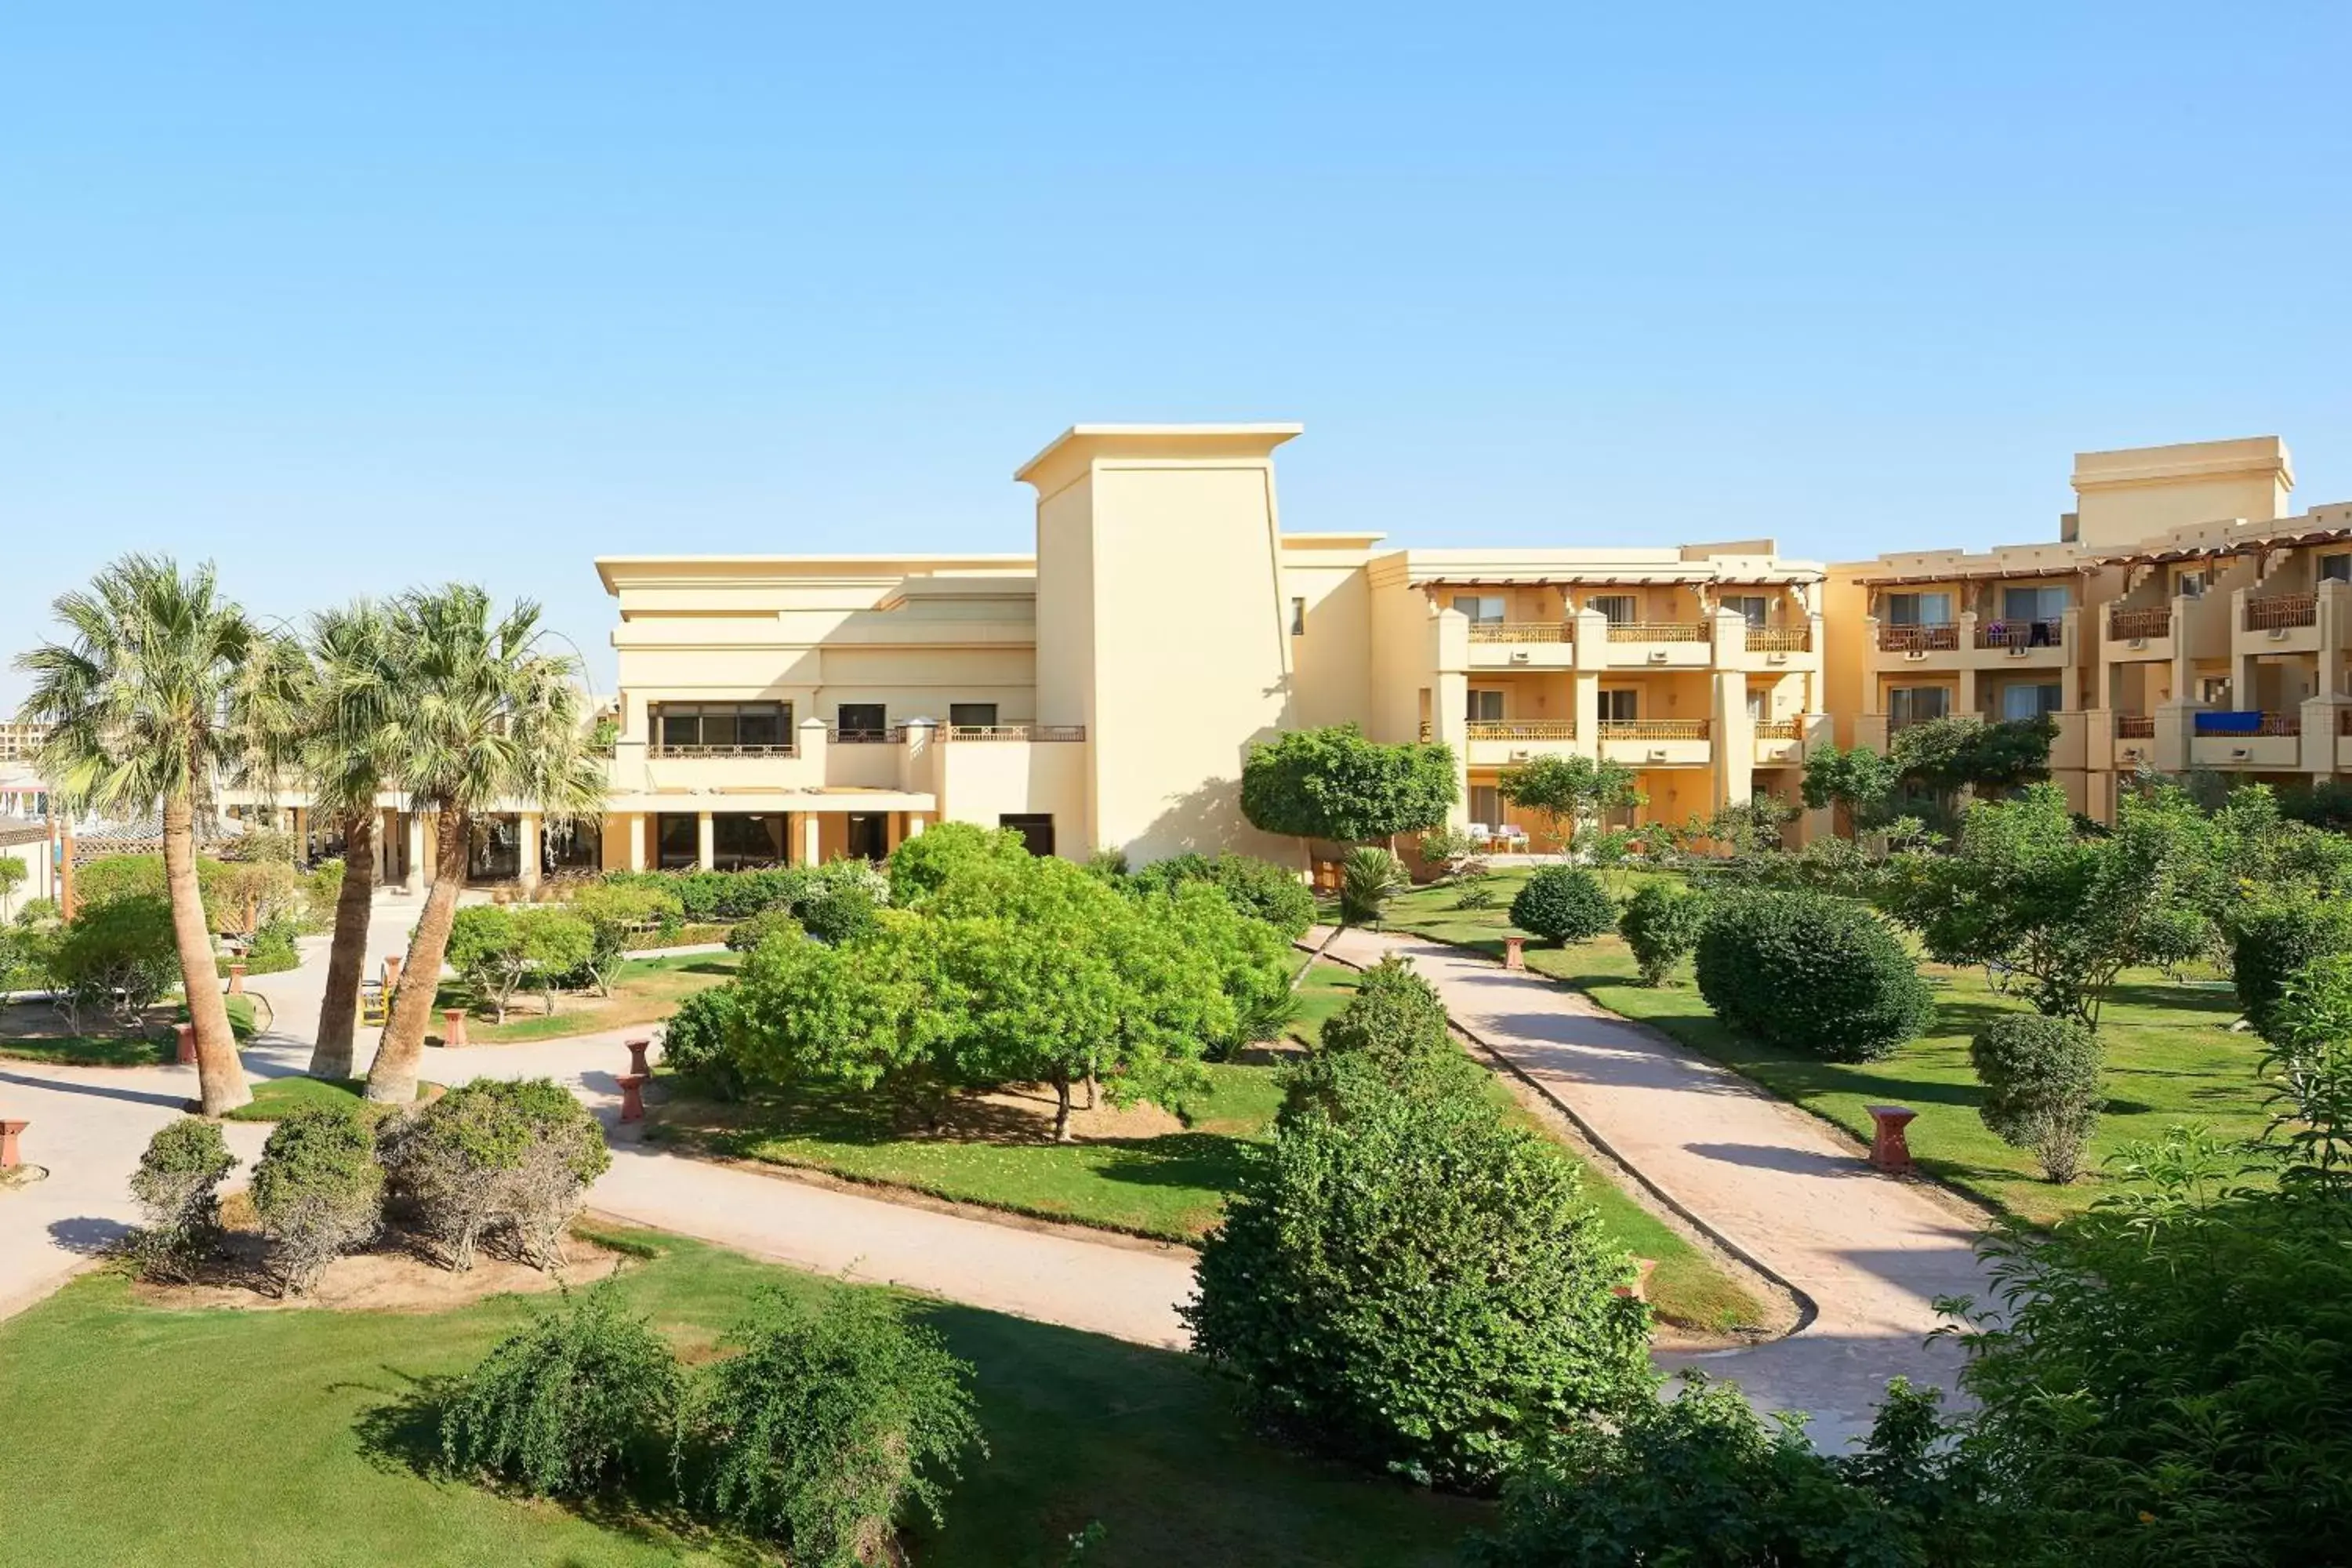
[626, 812, 648, 872]
[696, 811, 715, 872]
[405, 811, 425, 894]
[518, 812, 543, 891]
[375, 808, 392, 881]
[1711, 671, 1753, 811]
[800, 811, 822, 867]
[906, 812, 927, 837]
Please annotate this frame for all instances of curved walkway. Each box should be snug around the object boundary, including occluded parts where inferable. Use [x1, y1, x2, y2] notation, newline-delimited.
[1319, 927, 1994, 1448]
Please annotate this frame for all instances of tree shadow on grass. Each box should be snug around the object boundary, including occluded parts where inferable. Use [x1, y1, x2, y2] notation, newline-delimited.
[1088, 1131, 1254, 1192]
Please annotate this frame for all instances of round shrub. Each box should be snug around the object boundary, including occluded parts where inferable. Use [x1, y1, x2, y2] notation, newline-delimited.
[800, 884, 880, 946]
[886, 821, 1033, 906]
[126, 1117, 238, 1282]
[1287, 958, 1482, 1115]
[661, 984, 748, 1100]
[441, 1281, 682, 1498]
[249, 1100, 384, 1294]
[1617, 881, 1709, 985]
[1695, 890, 1933, 1062]
[1969, 1013, 2103, 1183]
[1188, 1072, 1653, 1492]
[681, 1284, 982, 1563]
[724, 908, 804, 954]
[379, 1078, 611, 1272]
[2227, 893, 2352, 1043]
[1510, 866, 1616, 946]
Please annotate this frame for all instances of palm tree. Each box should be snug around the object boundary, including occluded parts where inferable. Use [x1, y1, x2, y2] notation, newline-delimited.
[365, 585, 605, 1105]
[295, 602, 409, 1080]
[14, 556, 284, 1116]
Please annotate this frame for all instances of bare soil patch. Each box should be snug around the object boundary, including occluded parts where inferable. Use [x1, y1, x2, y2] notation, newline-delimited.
[134, 1221, 622, 1312]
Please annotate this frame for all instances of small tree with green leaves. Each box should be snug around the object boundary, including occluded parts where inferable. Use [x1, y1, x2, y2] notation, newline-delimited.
[1970, 1014, 2103, 1183]
[1510, 865, 1616, 946]
[1240, 724, 1457, 862]
[1618, 880, 1710, 985]
[1495, 753, 1644, 851]
[249, 1100, 385, 1294]
[125, 1117, 238, 1283]
[568, 880, 682, 996]
[1801, 742, 1900, 837]
[0, 858, 25, 923]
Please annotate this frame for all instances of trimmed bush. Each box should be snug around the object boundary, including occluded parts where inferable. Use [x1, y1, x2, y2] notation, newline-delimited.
[237, 914, 302, 976]
[379, 1078, 611, 1272]
[1288, 957, 1481, 1114]
[126, 1118, 238, 1283]
[2227, 893, 2352, 1043]
[800, 884, 880, 946]
[1509, 866, 1616, 946]
[1130, 852, 1316, 939]
[1969, 1013, 2103, 1183]
[441, 1282, 683, 1498]
[681, 1284, 982, 1565]
[249, 1101, 385, 1294]
[724, 907, 804, 954]
[601, 867, 811, 922]
[660, 984, 748, 1100]
[1618, 881, 1709, 985]
[49, 895, 179, 1030]
[1187, 1069, 1653, 1492]
[1695, 890, 1933, 1062]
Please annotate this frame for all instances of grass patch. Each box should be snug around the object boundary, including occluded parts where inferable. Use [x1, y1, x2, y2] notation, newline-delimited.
[0, 992, 258, 1067]
[0, 1229, 1484, 1566]
[433, 953, 742, 1046]
[1287, 960, 1361, 1048]
[223, 1075, 440, 1123]
[1379, 868, 2273, 1227]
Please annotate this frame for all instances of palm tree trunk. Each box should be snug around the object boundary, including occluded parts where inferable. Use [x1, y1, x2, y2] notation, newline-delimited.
[367, 809, 466, 1104]
[162, 800, 250, 1115]
[307, 809, 376, 1080]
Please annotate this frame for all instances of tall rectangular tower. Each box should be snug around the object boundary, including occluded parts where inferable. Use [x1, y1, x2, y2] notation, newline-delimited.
[1017, 424, 1301, 864]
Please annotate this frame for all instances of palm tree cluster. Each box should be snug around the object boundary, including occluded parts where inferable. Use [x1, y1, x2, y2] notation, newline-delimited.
[15, 557, 604, 1116]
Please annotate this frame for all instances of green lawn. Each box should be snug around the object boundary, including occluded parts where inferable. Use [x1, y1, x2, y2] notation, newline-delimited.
[0, 1228, 1485, 1567]
[434, 953, 741, 1045]
[224, 1074, 440, 1123]
[0, 993, 256, 1068]
[1377, 868, 2274, 1226]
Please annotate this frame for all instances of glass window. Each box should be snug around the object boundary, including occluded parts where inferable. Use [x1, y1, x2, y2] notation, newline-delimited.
[1726, 595, 1771, 628]
[712, 812, 786, 869]
[2002, 586, 2069, 623]
[1450, 593, 1505, 625]
[654, 813, 699, 870]
[2176, 569, 2208, 598]
[1469, 786, 1501, 826]
[1745, 688, 1767, 720]
[836, 703, 887, 739]
[2001, 683, 2064, 721]
[653, 702, 788, 750]
[1290, 596, 1307, 634]
[1591, 594, 1638, 625]
[949, 702, 999, 728]
[1886, 592, 1954, 626]
[1599, 689, 1640, 722]
[2322, 555, 2350, 583]
[1467, 689, 1505, 722]
[659, 706, 701, 748]
[1888, 687, 1951, 726]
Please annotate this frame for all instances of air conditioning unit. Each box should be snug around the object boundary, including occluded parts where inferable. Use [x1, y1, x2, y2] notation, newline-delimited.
[1768, 652, 1788, 665]
[1647, 650, 1669, 663]
[1647, 749, 1669, 762]
[2269, 628, 2290, 641]
[2009, 644, 2030, 659]
[1904, 650, 1929, 662]
[1509, 650, 1530, 664]
[2231, 747, 2252, 760]
[2129, 637, 2148, 650]
[2122, 746, 2145, 762]
[1509, 750, 1531, 761]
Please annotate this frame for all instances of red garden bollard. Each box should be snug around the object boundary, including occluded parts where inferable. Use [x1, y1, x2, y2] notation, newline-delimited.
[176, 1023, 198, 1065]
[1867, 1105, 1918, 1174]
[441, 1008, 468, 1048]
[617, 1073, 649, 1123]
[0, 1120, 27, 1170]
[226, 962, 247, 995]
[625, 1036, 652, 1077]
[1503, 935, 1526, 971]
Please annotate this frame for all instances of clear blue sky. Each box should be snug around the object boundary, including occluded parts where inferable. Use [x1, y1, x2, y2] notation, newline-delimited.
[6, 3, 2349, 704]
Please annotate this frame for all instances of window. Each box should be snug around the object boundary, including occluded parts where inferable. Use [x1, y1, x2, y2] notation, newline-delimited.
[2002, 586, 2069, 623]
[1590, 594, 1638, 626]
[2200, 675, 2233, 706]
[652, 702, 790, 750]
[2000, 683, 2064, 722]
[2176, 569, 2208, 598]
[1888, 687, 1951, 727]
[1745, 688, 1767, 721]
[1290, 596, 1307, 635]
[999, 814, 1055, 857]
[1468, 786, 1501, 827]
[844, 813, 890, 860]
[1886, 592, 1954, 626]
[2322, 555, 2351, 584]
[1467, 689, 1505, 722]
[835, 702, 888, 740]
[1450, 593, 1505, 625]
[1726, 594, 1772, 628]
[1599, 689, 1640, 722]
[654, 813, 700, 870]
[712, 812, 786, 869]
[949, 702, 998, 729]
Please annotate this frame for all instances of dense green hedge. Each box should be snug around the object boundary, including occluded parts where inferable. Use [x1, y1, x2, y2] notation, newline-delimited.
[1617, 882, 1709, 985]
[1695, 890, 1933, 1062]
[2227, 892, 2352, 1042]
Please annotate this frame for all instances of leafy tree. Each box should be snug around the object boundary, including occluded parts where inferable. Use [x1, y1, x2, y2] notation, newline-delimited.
[799, 880, 882, 946]
[441, 1283, 682, 1498]
[379, 1077, 610, 1271]
[884, 820, 1033, 906]
[1969, 1014, 2103, 1183]
[1694, 793, 1799, 855]
[2227, 891, 2352, 1043]
[48, 894, 180, 1030]
[1495, 753, 1645, 851]
[721, 906, 803, 956]
[1336, 845, 1407, 930]
[1697, 890, 1933, 1062]
[1880, 783, 2220, 1028]
[249, 1100, 384, 1294]
[659, 984, 750, 1100]
[1285, 958, 1486, 1113]
[365, 585, 606, 1106]
[1240, 724, 1457, 859]
[680, 1284, 982, 1566]
[125, 1117, 238, 1282]
[1801, 742, 1900, 837]
[1618, 880, 1710, 985]
[568, 880, 683, 995]
[1127, 851, 1316, 939]
[1889, 713, 2056, 801]
[1509, 866, 1615, 946]
[446, 904, 594, 1023]
[0, 857, 24, 922]
[1152, 880, 1294, 1058]
[1414, 824, 1486, 882]
[1187, 1062, 1653, 1492]
[15, 555, 289, 1113]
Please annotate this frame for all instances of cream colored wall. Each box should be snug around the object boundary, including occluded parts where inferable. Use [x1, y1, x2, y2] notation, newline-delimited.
[1280, 548, 1376, 729]
[934, 740, 1090, 858]
[2071, 437, 2292, 546]
[1, 840, 58, 909]
[1367, 561, 1439, 745]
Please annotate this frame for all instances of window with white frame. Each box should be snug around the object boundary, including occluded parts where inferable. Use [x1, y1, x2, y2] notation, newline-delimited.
[1450, 593, 1505, 625]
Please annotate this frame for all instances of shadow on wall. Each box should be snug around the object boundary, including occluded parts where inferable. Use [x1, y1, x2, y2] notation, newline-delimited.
[1131, 764, 1297, 870]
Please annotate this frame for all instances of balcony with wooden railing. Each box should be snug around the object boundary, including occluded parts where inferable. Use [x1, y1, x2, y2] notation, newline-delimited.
[2107, 606, 2171, 641]
[1877, 623, 1961, 653]
[1465, 720, 1578, 741]
[936, 724, 1086, 742]
[1975, 619, 2064, 650]
[648, 742, 799, 759]
[1468, 622, 1573, 644]
[2194, 711, 2301, 738]
[2114, 714, 2156, 739]
[1598, 719, 1710, 740]
[2245, 593, 2318, 631]
[1753, 718, 1801, 740]
[1743, 626, 1810, 653]
[1606, 621, 1712, 644]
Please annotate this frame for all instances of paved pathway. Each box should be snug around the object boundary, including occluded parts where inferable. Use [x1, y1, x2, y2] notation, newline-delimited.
[1319, 927, 1994, 1447]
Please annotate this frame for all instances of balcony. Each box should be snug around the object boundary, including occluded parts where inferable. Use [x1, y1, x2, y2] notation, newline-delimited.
[1465, 720, 1579, 767]
[2115, 714, 2155, 739]
[1878, 623, 1961, 653]
[1606, 622, 1710, 644]
[1468, 622, 1572, 644]
[829, 725, 906, 744]
[936, 724, 1086, 742]
[2194, 711, 2300, 738]
[2190, 710, 2303, 771]
[1975, 619, 2063, 651]
[2245, 594, 2318, 632]
[1744, 626, 1810, 654]
[648, 742, 798, 759]
[1468, 621, 1577, 668]
[1598, 717, 1711, 768]
[1601, 620, 1715, 670]
[2107, 607, 2171, 641]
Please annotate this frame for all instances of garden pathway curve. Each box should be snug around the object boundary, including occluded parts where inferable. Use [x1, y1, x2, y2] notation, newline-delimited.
[1318, 927, 1998, 1448]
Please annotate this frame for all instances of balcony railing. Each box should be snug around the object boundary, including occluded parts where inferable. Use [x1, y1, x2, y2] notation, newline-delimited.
[2194, 712, 2301, 738]
[1744, 626, 1810, 653]
[1606, 621, 1711, 644]
[1878, 623, 1961, 653]
[648, 742, 798, 758]
[1468, 622, 1572, 644]
[2115, 714, 2156, 739]
[829, 725, 906, 744]
[1599, 719, 1710, 740]
[1976, 619, 2064, 649]
[2107, 606, 2172, 641]
[1754, 718, 1801, 740]
[938, 724, 1086, 742]
[2245, 594, 2318, 631]
[1466, 720, 1577, 741]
